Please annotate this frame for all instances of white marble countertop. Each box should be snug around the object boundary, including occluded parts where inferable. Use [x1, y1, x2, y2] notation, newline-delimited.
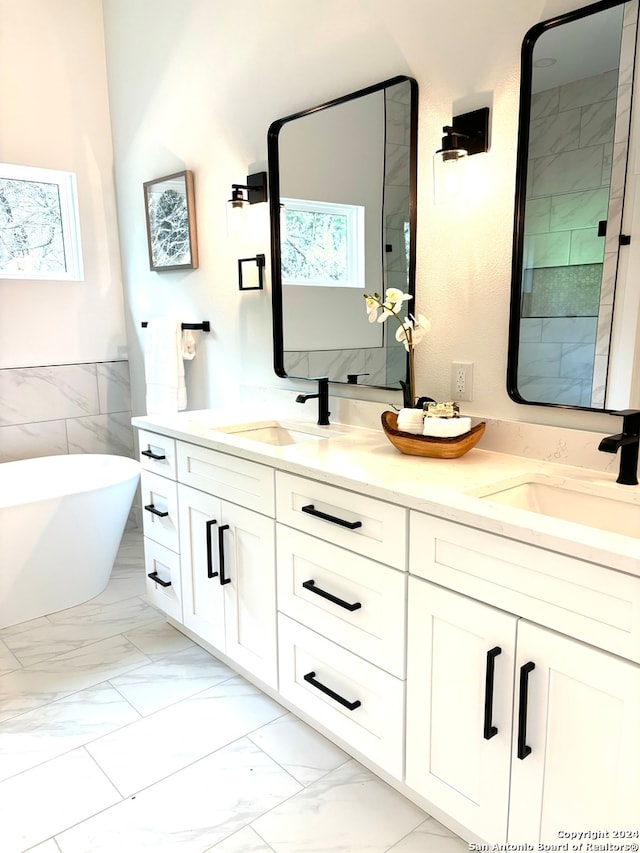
[132, 405, 640, 578]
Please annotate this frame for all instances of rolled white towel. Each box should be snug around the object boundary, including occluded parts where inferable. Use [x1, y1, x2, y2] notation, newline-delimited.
[397, 408, 424, 434]
[422, 416, 471, 438]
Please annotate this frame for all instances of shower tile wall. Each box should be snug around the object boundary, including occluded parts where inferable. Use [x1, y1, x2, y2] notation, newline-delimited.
[0, 361, 134, 463]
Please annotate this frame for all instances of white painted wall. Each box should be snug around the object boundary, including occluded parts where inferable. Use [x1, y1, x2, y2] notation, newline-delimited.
[99, 0, 630, 432]
[0, 0, 126, 369]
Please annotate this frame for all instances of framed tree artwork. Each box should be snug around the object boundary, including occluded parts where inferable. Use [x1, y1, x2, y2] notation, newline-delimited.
[143, 170, 198, 271]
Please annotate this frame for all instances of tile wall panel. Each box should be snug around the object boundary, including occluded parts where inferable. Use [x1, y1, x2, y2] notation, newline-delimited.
[0, 361, 133, 463]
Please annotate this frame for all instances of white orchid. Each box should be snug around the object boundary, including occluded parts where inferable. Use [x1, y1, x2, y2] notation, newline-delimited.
[365, 295, 381, 323]
[377, 287, 412, 322]
[395, 313, 431, 351]
[363, 289, 430, 407]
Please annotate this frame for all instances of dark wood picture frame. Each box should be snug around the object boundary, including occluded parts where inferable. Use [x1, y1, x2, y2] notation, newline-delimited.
[143, 170, 198, 271]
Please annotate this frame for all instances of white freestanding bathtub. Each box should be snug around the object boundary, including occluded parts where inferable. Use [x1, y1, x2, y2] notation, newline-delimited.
[0, 454, 140, 629]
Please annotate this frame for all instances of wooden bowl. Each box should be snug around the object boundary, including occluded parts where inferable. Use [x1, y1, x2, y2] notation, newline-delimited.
[381, 411, 486, 458]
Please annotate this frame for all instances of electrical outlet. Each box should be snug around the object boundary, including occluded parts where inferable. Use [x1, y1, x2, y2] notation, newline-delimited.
[451, 361, 474, 402]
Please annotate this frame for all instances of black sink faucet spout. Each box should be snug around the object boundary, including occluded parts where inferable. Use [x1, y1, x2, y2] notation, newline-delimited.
[598, 409, 640, 486]
[295, 377, 330, 426]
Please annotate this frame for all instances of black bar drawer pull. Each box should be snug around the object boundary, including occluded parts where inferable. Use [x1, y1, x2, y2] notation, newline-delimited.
[517, 661, 535, 759]
[301, 504, 362, 530]
[303, 671, 361, 711]
[483, 646, 502, 740]
[144, 503, 168, 518]
[206, 519, 218, 579]
[218, 524, 231, 585]
[147, 571, 171, 588]
[302, 579, 362, 612]
[141, 448, 166, 461]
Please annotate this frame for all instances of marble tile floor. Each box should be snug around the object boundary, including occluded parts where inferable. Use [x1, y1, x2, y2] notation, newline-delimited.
[0, 529, 468, 853]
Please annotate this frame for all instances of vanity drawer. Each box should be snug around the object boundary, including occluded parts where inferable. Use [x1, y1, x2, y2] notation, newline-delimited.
[276, 472, 407, 569]
[276, 525, 407, 677]
[140, 470, 180, 552]
[177, 441, 275, 516]
[138, 429, 177, 480]
[410, 512, 640, 663]
[144, 538, 182, 621]
[278, 613, 405, 779]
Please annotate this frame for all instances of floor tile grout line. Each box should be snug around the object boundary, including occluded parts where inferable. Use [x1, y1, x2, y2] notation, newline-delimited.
[245, 721, 353, 789]
[0, 626, 234, 735]
[103, 666, 239, 719]
[86, 729, 302, 810]
[0, 638, 157, 726]
[0, 646, 245, 787]
[381, 816, 437, 852]
[2, 610, 164, 671]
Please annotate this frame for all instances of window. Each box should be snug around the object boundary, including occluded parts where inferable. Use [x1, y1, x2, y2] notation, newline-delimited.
[0, 163, 83, 280]
[281, 198, 364, 287]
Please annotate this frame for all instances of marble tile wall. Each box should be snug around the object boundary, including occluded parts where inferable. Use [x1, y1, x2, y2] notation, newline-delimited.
[525, 69, 616, 270]
[0, 360, 134, 462]
[518, 317, 597, 407]
[285, 347, 401, 387]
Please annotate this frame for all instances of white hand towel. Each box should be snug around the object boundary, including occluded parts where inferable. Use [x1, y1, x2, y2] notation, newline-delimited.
[182, 330, 196, 360]
[144, 318, 191, 414]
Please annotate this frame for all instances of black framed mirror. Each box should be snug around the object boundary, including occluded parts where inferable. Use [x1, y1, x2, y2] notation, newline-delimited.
[268, 76, 418, 390]
[508, 0, 639, 411]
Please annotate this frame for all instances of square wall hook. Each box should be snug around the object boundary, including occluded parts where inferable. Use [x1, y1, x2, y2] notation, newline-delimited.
[238, 254, 265, 290]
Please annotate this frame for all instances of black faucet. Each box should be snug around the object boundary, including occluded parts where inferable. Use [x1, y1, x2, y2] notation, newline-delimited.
[598, 409, 640, 486]
[296, 377, 330, 426]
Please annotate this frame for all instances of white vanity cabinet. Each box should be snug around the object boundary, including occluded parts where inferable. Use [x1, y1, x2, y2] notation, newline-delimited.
[133, 416, 640, 848]
[178, 482, 277, 687]
[176, 442, 277, 688]
[138, 429, 182, 621]
[275, 471, 408, 778]
[406, 578, 516, 842]
[407, 513, 640, 844]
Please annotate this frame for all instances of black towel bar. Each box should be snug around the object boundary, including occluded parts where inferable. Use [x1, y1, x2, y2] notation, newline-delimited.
[141, 321, 210, 332]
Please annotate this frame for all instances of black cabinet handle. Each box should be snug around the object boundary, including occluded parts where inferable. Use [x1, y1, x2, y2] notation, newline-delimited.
[144, 503, 168, 518]
[141, 448, 166, 460]
[302, 579, 362, 612]
[147, 571, 171, 588]
[517, 661, 535, 759]
[301, 504, 362, 530]
[483, 646, 502, 740]
[218, 524, 231, 585]
[206, 519, 218, 579]
[303, 671, 361, 711]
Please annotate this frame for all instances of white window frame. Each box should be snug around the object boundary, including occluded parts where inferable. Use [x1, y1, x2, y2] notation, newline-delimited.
[281, 197, 364, 288]
[0, 163, 84, 281]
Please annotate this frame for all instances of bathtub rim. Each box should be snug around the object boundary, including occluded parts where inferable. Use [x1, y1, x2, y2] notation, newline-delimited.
[0, 453, 141, 509]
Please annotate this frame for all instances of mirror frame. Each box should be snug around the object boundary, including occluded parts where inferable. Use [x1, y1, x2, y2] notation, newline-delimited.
[267, 75, 418, 387]
[507, 0, 630, 413]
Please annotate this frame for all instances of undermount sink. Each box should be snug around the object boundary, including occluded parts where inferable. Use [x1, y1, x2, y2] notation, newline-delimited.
[212, 419, 342, 447]
[470, 473, 640, 539]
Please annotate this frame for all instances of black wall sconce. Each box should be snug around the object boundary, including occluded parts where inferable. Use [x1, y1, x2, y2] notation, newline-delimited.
[434, 107, 490, 204]
[238, 253, 265, 290]
[228, 171, 268, 209]
[227, 171, 268, 236]
[436, 107, 490, 162]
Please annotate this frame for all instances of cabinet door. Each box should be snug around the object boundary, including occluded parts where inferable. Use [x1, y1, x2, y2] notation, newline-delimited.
[508, 621, 640, 844]
[406, 578, 517, 843]
[219, 501, 277, 688]
[178, 484, 225, 650]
